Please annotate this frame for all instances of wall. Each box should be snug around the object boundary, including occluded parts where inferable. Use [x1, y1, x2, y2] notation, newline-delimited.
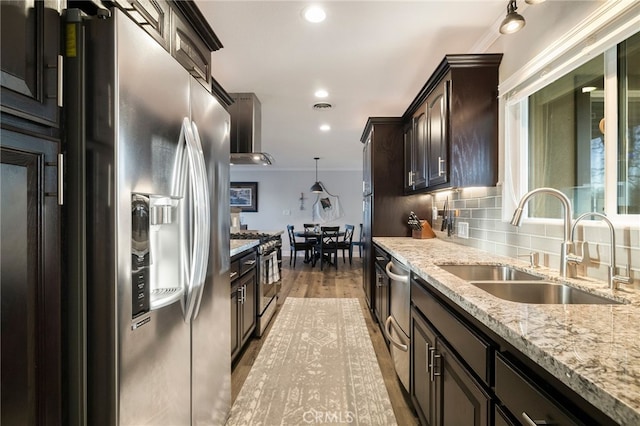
[230, 169, 363, 254]
[424, 2, 640, 285]
[429, 187, 639, 284]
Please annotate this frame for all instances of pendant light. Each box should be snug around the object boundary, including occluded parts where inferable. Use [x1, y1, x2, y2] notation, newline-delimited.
[499, 0, 526, 35]
[310, 157, 323, 193]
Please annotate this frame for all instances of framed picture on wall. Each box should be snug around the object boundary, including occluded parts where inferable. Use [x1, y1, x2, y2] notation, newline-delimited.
[230, 182, 258, 212]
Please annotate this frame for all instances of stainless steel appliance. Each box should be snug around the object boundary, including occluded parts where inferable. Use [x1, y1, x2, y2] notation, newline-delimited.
[382, 257, 411, 392]
[66, 8, 231, 425]
[230, 232, 282, 336]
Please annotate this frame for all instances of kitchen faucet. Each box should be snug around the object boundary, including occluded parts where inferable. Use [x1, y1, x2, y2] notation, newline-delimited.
[510, 188, 573, 278]
[567, 212, 633, 290]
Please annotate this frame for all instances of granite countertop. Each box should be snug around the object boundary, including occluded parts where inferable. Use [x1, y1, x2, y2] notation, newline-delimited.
[232, 230, 284, 237]
[230, 239, 259, 257]
[373, 237, 640, 425]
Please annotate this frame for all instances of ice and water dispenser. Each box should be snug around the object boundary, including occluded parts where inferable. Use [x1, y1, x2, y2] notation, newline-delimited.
[131, 193, 184, 321]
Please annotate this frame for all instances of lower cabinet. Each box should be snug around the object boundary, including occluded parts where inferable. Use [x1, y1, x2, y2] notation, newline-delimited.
[495, 352, 585, 426]
[373, 251, 390, 328]
[411, 306, 490, 426]
[410, 275, 617, 426]
[231, 251, 257, 363]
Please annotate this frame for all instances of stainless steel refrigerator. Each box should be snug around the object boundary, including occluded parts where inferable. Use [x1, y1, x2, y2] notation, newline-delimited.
[65, 8, 230, 425]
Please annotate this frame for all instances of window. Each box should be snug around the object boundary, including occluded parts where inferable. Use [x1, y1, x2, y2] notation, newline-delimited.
[618, 31, 640, 215]
[509, 28, 640, 220]
[528, 54, 605, 218]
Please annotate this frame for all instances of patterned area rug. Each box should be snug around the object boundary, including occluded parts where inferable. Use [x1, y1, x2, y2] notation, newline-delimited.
[226, 298, 397, 426]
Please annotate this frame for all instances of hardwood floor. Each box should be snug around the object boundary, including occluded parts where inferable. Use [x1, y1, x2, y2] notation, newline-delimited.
[231, 256, 419, 425]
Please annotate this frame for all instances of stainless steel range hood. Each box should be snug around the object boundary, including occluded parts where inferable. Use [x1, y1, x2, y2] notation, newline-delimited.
[229, 93, 274, 165]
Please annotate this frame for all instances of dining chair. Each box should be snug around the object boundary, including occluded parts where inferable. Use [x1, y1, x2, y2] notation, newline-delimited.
[351, 223, 364, 258]
[337, 224, 355, 264]
[313, 226, 340, 270]
[287, 225, 313, 267]
[302, 223, 319, 246]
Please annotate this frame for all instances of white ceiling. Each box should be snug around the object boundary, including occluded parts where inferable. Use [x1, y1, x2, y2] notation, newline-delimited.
[198, 0, 509, 171]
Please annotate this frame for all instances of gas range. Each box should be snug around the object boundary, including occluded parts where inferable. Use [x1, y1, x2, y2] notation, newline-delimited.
[230, 231, 282, 255]
[230, 230, 282, 337]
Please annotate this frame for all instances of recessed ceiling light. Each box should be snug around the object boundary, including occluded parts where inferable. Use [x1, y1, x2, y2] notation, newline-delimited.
[303, 5, 326, 23]
[582, 86, 597, 93]
[315, 89, 329, 98]
[319, 124, 331, 132]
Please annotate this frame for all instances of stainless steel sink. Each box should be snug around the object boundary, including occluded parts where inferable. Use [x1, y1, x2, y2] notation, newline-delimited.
[469, 281, 622, 305]
[438, 264, 543, 282]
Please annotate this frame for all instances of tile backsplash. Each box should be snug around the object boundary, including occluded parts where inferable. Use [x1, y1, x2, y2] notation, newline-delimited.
[428, 186, 639, 285]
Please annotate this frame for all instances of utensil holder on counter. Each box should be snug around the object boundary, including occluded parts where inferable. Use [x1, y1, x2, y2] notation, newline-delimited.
[412, 220, 436, 239]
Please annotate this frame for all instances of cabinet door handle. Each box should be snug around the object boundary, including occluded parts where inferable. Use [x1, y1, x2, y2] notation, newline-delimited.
[57, 55, 63, 107]
[57, 153, 64, 205]
[429, 347, 441, 382]
[438, 156, 445, 177]
[230, 271, 238, 280]
[244, 259, 256, 266]
[521, 412, 549, 426]
[425, 343, 430, 373]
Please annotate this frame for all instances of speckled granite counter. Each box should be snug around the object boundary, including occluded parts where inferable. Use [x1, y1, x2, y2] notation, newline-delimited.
[374, 237, 640, 425]
[230, 239, 259, 257]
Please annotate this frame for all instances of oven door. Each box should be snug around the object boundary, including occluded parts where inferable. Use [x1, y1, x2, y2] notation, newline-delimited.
[258, 250, 278, 312]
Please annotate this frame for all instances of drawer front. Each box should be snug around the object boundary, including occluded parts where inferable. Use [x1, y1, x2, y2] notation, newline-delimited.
[411, 281, 490, 383]
[374, 246, 389, 268]
[495, 353, 583, 426]
[230, 259, 240, 282]
[239, 251, 257, 276]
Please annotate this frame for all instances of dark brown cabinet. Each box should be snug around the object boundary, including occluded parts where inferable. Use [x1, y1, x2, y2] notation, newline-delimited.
[231, 250, 257, 363]
[495, 353, 585, 426]
[1, 1, 63, 424]
[411, 308, 439, 425]
[373, 248, 390, 329]
[404, 112, 427, 192]
[411, 300, 490, 426]
[409, 273, 617, 426]
[124, 0, 171, 49]
[112, 0, 222, 88]
[425, 78, 448, 187]
[403, 54, 502, 193]
[1, 0, 62, 127]
[1, 128, 62, 425]
[360, 118, 429, 314]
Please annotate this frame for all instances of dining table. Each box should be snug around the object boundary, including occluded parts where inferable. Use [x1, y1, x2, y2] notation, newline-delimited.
[294, 229, 346, 266]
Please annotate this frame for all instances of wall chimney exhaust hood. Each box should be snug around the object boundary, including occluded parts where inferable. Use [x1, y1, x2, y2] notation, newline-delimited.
[229, 93, 274, 165]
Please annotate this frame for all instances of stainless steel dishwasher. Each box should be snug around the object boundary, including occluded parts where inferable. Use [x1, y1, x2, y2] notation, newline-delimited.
[382, 257, 410, 392]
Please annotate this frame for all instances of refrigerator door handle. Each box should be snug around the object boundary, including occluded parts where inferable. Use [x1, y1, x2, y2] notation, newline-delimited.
[190, 120, 211, 320]
[181, 117, 207, 323]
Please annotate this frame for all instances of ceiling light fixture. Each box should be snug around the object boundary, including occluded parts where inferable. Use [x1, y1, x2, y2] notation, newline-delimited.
[319, 124, 331, 132]
[315, 89, 329, 98]
[525, 0, 545, 4]
[499, 1, 526, 35]
[303, 5, 326, 23]
[310, 157, 324, 193]
[582, 86, 597, 93]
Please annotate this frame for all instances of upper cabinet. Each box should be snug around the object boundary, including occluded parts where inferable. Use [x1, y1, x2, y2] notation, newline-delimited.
[403, 54, 503, 194]
[1, 0, 62, 128]
[111, 0, 223, 88]
[403, 110, 427, 192]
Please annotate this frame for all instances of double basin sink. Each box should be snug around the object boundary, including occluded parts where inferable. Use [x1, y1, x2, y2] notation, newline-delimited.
[438, 264, 621, 305]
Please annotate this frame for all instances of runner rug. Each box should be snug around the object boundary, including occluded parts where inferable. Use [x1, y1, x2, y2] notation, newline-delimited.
[226, 297, 397, 426]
